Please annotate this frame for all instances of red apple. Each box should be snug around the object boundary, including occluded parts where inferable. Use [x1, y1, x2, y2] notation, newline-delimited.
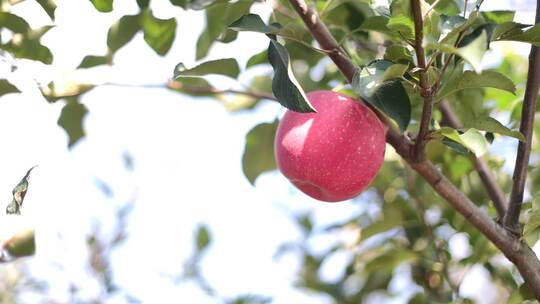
[274, 90, 387, 202]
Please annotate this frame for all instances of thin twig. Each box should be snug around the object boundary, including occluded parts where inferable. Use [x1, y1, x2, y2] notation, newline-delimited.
[503, 1, 540, 234]
[103, 81, 277, 101]
[439, 100, 507, 218]
[411, 0, 433, 162]
[286, 0, 540, 298]
[423, 0, 443, 19]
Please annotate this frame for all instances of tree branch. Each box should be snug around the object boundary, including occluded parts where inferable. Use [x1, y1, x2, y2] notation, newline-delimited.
[411, 0, 433, 162]
[504, 2, 540, 233]
[439, 100, 507, 218]
[104, 81, 277, 101]
[286, 0, 540, 298]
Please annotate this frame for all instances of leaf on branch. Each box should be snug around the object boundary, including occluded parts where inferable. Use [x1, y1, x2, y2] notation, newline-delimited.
[481, 11, 515, 24]
[228, 13, 280, 34]
[90, 0, 113, 12]
[387, 15, 414, 40]
[492, 21, 529, 41]
[428, 29, 488, 73]
[364, 249, 418, 273]
[107, 14, 141, 53]
[246, 49, 268, 68]
[77, 55, 110, 69]
[439, 12, 479, 45]
[173, 58, 240, 79]
[195, 224, 211, 252]
[267, 39, 315, 113]
[495, 23, 540, 46]
[169, 0, 187, 8]
[463, 116, 525, 141]
[524, 208, 540, 237]
[57, 100, 88, 148]
[141, 10, 177, 56]
[360, 207, 404, 242]
[0, 79, 20, 97]
[384, 45, 413, 63]
[352, 60, 411, 131]
[0, 12, 31, 33]
[34, 0, 57, 20]
[437, 70, 516, 101]
[436, 127, 488, 156]
[359, 15, 392, 35]
[6, 167, 36, 215]
[195, 0, 252, 59]
[242, 120, 278, 185]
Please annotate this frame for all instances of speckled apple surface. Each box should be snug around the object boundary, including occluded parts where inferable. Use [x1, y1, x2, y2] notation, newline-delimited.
[274, 91, 387, 202]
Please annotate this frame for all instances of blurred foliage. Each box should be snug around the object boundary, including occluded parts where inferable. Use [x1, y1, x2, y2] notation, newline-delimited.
[0, 0, 539, 303]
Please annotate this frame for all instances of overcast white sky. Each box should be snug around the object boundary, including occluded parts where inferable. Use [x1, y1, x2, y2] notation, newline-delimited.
[0, 0, 538, 303]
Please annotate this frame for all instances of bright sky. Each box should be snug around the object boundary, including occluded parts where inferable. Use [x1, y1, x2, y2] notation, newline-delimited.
[0, 0, 537, 303]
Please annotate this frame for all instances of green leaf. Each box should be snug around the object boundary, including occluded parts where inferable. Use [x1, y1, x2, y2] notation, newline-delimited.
[169, 0, 187, 8]
[463, 116, 524, 141]
[242, 121, 278, 185]
[438, 70, 516, 101]
[492, 22, 528, 41]
[0, 12, 30, 33]
[173, 58, 240, 79]
[387, 15, 414, 40]
[352, 60, 411, 131]
[228, 14, 280, 33]
[524, 208, 540, 236]
[439, 11, 479, 45]
[90, 0, 113, 12]
[58, 100, 88, 148]
[498, 23, 540, 46]
[365, 249, 418, 272]
[508, 283, 535, 304]
[6, 167, 36, 215]
[77, 55, 109, 69]
[430, 30, 488, 73]
[0, 79, 20, 97]
[359, 15, 391, 34]
[195, 0, 252, 60]
[246, 49, 268, 68]
[382, 63, 408, 80]
[437, 127, 488, 156]
[267, 40, 314, 113]
[2, 39, 53, 64]
[360, 208, 404, 242]
[481, 11, 515, 24]
[195, 224, 211, 251]
[168, 78, 215, 97]
[107, 14, 140, 53]
[34, 0, 57, 20]
[442, 137, 469, 155]
[141, 10, 177, 56]
[384, 45, 413, 63]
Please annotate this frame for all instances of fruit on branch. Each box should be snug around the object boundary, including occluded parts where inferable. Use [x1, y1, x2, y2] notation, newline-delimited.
[274, 91, 386, 202]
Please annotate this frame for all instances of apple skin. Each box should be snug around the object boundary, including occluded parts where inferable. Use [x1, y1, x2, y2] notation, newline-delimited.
[274, 90, 387, 202]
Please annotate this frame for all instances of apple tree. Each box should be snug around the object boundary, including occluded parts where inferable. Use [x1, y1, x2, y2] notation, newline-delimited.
[1, 0, 540, 302]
